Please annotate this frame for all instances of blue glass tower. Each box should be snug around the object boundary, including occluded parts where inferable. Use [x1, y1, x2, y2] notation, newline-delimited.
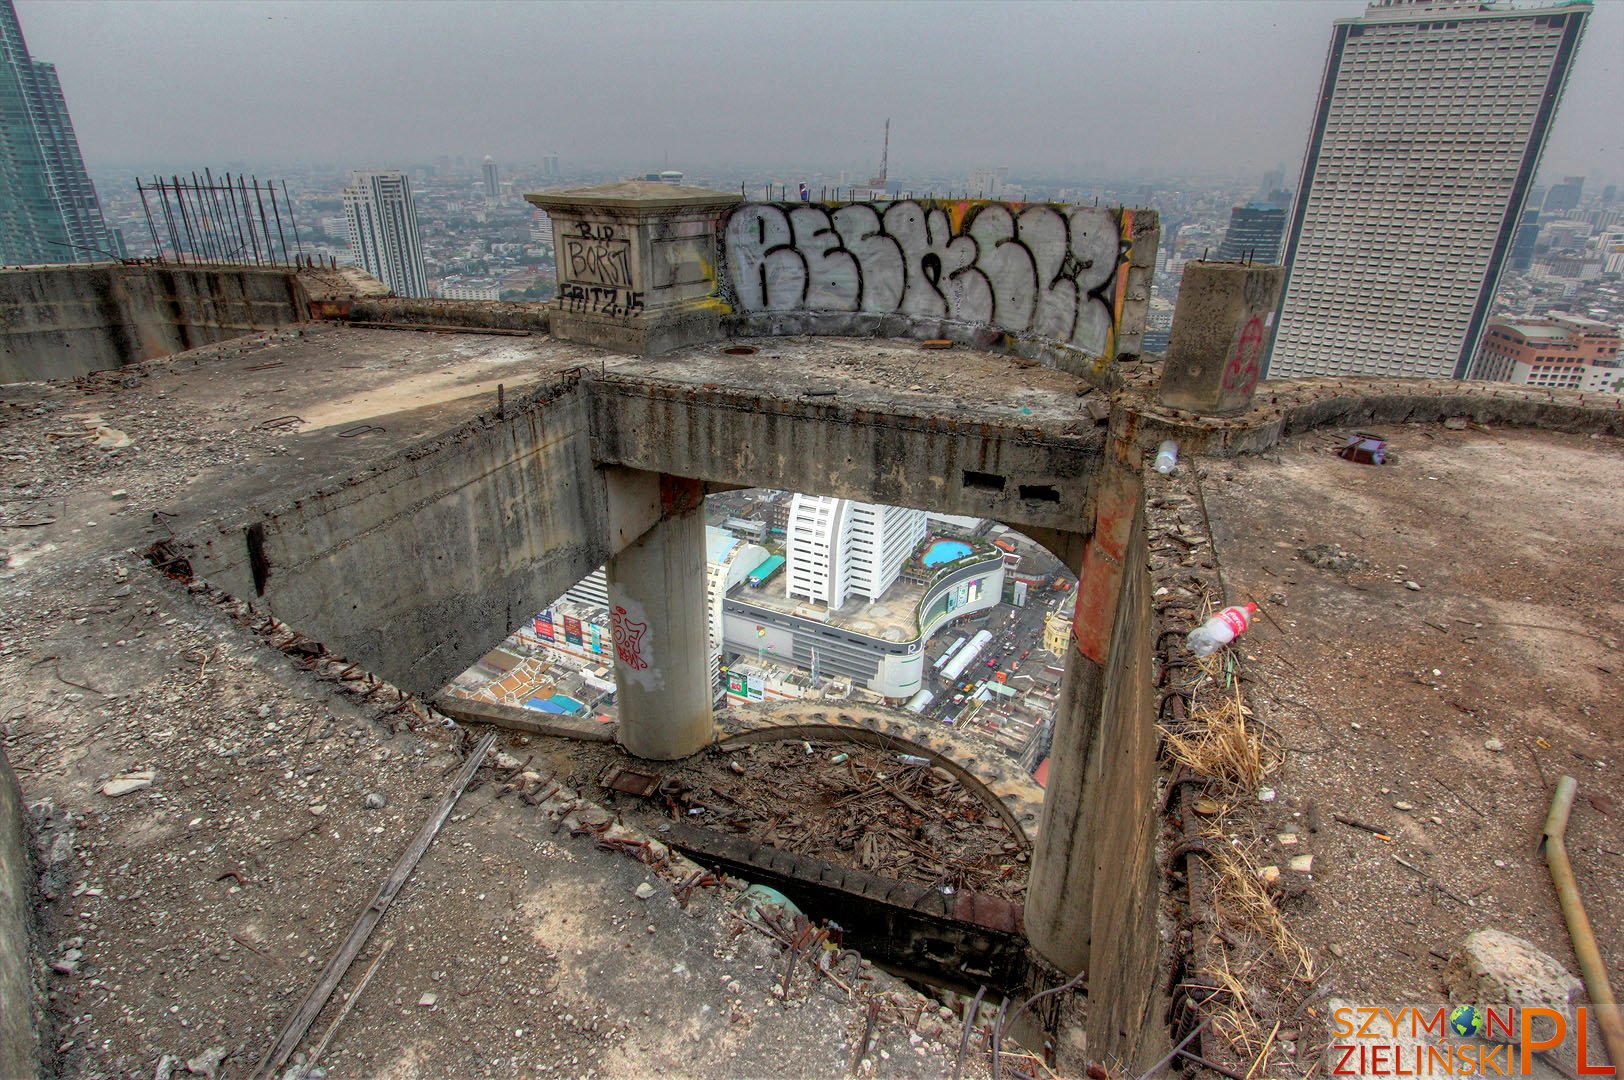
[1, 0, 120, 264]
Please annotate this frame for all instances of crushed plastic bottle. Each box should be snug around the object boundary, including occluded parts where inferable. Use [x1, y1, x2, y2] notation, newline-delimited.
[1153, 440, 1179, 475]
[1186, 603, 1258, 657]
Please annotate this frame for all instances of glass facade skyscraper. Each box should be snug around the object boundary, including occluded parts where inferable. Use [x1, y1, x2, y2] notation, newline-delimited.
[0, 0, 119, 264]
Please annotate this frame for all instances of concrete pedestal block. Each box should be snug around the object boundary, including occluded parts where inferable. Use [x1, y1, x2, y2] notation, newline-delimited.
[526, 181, 740, 357]
[604, 486, 714, 759]
[1158, 260, 1284, 416]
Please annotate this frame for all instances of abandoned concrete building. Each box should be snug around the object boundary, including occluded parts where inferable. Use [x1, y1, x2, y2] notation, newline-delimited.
[2, 183, 1620, 1079]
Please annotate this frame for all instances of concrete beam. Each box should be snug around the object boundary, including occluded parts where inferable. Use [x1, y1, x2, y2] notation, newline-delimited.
[589, 375, 1103, 535]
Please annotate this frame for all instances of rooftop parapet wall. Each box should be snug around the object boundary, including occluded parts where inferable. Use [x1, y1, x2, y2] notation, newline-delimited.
[1132, 374, 1624, 457]
[717, 200, 1158, 386]
[0, 263, 387, 384]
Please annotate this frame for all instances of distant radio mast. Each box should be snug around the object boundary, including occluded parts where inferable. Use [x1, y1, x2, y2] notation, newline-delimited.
[868, 119, 889, 193]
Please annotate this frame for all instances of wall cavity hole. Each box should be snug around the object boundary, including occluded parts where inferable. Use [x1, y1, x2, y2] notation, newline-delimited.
[723, 345, 759, 356]
[962, 470, 1006, 492]
[1017, 484, 1061, 503]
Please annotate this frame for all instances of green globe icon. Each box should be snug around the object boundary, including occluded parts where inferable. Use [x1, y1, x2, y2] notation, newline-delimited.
[1449, 1003, 1484, 1038]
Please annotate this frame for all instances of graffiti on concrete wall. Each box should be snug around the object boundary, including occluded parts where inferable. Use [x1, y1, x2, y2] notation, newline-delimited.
[1221, 315, 1265, 400]
[723, 201, 1133, 356]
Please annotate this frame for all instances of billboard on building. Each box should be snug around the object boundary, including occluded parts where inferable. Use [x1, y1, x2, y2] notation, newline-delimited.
[563, 615, 583, 646]
[534, 611, 555, 640]
[587, 623, 604, 655]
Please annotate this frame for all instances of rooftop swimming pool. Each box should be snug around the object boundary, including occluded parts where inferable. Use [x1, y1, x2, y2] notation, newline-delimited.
[922, 539, 974, 568]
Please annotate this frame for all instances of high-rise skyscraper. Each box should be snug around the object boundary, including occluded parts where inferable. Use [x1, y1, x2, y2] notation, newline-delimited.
[343, 171, 427, 298]
[0, 0, 120, 265]
[784, 496, 927, 610]
[482, 155, 499, 198]
[1541, 175, 1585, 213]
[1215, 204, 1287, 263]
[1266, 0, 1590, 381]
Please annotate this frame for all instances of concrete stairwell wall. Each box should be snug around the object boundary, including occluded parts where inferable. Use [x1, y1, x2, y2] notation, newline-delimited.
[183, 376, 607, 697]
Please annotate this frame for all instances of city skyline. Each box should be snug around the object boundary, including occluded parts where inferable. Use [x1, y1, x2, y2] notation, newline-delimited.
[12, 0, 1623, 185]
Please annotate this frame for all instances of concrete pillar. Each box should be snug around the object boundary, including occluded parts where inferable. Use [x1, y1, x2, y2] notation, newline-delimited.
[604, 473, 714, 759]
[525, 181, 740, 356]
[1158, 260, 1285, 416]
[1025, 437, 1143, 976]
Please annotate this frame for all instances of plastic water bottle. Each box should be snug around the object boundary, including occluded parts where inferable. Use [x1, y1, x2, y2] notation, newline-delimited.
[1153, 440, 1179, 475]
[1186, 603, 1257, 657]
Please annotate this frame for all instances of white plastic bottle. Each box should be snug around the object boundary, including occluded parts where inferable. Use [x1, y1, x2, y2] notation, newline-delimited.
[1186, 602, 1258, 657]
[1153, 440, 1179, 475]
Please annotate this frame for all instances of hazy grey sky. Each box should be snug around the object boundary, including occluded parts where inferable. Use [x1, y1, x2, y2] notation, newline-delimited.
[14, 0, 1624, 181]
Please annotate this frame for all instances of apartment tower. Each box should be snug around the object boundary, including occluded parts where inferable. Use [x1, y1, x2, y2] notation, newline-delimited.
[1266, 0, 1590, 380]
[784, 496, 927, 610]
[343, 171, 428, 298]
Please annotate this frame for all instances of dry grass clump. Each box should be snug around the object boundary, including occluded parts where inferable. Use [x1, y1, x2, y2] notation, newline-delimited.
[1162, 634, 1310, 1076]
[1161, 658, 1284, 793]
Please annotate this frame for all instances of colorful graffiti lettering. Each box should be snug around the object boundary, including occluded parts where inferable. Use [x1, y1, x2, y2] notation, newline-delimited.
[722, 200, 1131, 356]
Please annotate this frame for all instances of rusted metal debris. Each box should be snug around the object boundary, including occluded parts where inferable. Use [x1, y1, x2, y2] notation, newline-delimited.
[659, 741, 1029, 900]
[252, 731, 498, 1079]
[603, 765, 662, 798]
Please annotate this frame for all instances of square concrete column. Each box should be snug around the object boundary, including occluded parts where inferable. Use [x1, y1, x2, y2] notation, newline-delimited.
[526, 181, 741, 356]
[603, 474, 714, 759]
[1158, 260, 1284, 416]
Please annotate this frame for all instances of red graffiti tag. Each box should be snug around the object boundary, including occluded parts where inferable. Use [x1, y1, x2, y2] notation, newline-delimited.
[1221, 315, 1264, 399]
[610, 605, 649, 671]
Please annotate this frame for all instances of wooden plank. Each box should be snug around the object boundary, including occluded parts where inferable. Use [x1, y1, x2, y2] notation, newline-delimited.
[252, 731, 498, 1078]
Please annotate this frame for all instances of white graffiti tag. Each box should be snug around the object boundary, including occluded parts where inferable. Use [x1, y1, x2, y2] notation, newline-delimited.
[723, 200, 1129, 356]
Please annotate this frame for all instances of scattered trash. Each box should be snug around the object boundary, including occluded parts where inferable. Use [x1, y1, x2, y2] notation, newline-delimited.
[728, 760, 745, 775]
[1257, 865, 1281, 885]
[802, 742, 813, 755]
[1257, 787, 1277, 803]
[1192, 797, 1224, 816]
[920, 339, 954, 350]
[1336, 432, 1389, 465]
[829, 752, 849, 765]
[1484, 737, 1505, 753]
[896, 754, 930, 767]
[1333, 813, 1392, 841]
[1186, 603, 1258, 657]
[100, 770, 154, 797]
[416, 992, 437, 1008]
[1153, 440, 1179, 475]
[687, 807, 706, 815]
[92, 426, 131, 449]
[634, 882, 657, 900]
[1288, 854, 1314, 873]
[736, 883, 803, 926]
[1300, 543, 1368, 572]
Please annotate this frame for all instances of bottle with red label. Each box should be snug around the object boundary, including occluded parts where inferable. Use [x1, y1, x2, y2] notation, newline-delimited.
[1186, 603, 1258, 657]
